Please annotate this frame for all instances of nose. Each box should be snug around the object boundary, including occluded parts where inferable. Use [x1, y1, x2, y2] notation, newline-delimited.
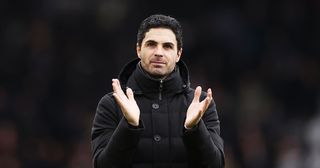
[154, 46, 164, 57]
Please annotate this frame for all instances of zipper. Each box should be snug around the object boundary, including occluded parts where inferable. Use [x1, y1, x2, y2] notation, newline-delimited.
[159, 79, 163, 100]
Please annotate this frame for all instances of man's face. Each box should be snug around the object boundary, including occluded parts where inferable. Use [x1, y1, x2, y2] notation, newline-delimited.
[137, 28, 182, 78]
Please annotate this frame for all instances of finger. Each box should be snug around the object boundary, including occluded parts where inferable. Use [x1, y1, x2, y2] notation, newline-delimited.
[126, 87, 135, 101]
[112, 79, 125, 97]
[207, 88, 213, 100]
[112, 79, 120, 92]
[202, 89, 213, 112]
[115, 78, 121, 87]
[114, 79, 121, 88]
[192, 86, 202, 103]
[113, 92, 122, 105]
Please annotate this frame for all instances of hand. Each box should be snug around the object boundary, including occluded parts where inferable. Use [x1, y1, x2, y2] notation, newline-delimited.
[185, 86, 212, 129]
[112, 79, 140, 126]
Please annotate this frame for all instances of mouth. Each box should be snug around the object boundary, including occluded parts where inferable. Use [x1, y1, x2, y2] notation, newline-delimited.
[150, 61, 165, 66]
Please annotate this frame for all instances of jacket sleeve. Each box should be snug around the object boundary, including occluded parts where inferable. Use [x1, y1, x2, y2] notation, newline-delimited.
[182, 98, 225, 168]
[91, 93, 144, 168]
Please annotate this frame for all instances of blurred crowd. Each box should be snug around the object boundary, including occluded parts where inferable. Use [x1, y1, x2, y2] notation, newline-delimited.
[0, 0, 319, 168]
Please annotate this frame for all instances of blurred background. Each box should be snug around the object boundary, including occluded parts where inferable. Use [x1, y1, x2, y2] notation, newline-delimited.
[0, 0, 319, 167]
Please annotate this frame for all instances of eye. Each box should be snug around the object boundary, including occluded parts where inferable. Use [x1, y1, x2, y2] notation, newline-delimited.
[163, 43, 174, 49]
[145, 41, 157, 47]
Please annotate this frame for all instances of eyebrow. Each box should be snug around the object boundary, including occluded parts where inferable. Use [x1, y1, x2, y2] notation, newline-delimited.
[145, 40, 157, 44]
[144, 40, 175, 46]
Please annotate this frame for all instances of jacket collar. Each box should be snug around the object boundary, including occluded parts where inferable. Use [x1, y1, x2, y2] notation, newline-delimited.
[118, 58, 190, 99]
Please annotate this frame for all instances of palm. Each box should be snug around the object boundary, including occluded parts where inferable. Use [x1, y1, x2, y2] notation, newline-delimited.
[185, 86, 212, 129]
[112, 79, 140, 126]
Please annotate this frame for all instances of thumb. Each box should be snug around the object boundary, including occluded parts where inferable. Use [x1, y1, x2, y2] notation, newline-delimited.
[126, 87, 135, 101]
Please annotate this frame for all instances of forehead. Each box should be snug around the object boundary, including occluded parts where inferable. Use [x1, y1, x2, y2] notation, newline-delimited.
[143, 28, 177, 44]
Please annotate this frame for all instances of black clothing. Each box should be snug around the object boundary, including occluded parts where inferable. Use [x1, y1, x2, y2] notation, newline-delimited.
[91, 58, 225, 168]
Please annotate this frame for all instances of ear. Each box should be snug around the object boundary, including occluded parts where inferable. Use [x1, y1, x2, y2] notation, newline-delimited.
[136, 43, 141, 58]
[176, 48, 183, 62]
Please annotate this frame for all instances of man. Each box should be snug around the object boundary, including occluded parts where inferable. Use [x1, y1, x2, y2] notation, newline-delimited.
[91, 14, 225, 168]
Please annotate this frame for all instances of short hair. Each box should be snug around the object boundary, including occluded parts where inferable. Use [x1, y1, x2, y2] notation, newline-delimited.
[137, 14, 183, 50]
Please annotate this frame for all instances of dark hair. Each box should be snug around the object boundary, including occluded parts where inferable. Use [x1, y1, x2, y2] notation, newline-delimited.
[137, 14, 183, 50]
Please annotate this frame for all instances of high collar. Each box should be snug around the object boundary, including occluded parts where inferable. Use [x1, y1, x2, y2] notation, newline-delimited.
[118, 58, 190, 99]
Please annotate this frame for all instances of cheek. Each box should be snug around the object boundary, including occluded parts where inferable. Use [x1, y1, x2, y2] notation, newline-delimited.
[141, 57, 150, 66]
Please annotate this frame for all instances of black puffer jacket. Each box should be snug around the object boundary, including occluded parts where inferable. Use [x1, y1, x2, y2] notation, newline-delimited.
[91, 58, 225, 168]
